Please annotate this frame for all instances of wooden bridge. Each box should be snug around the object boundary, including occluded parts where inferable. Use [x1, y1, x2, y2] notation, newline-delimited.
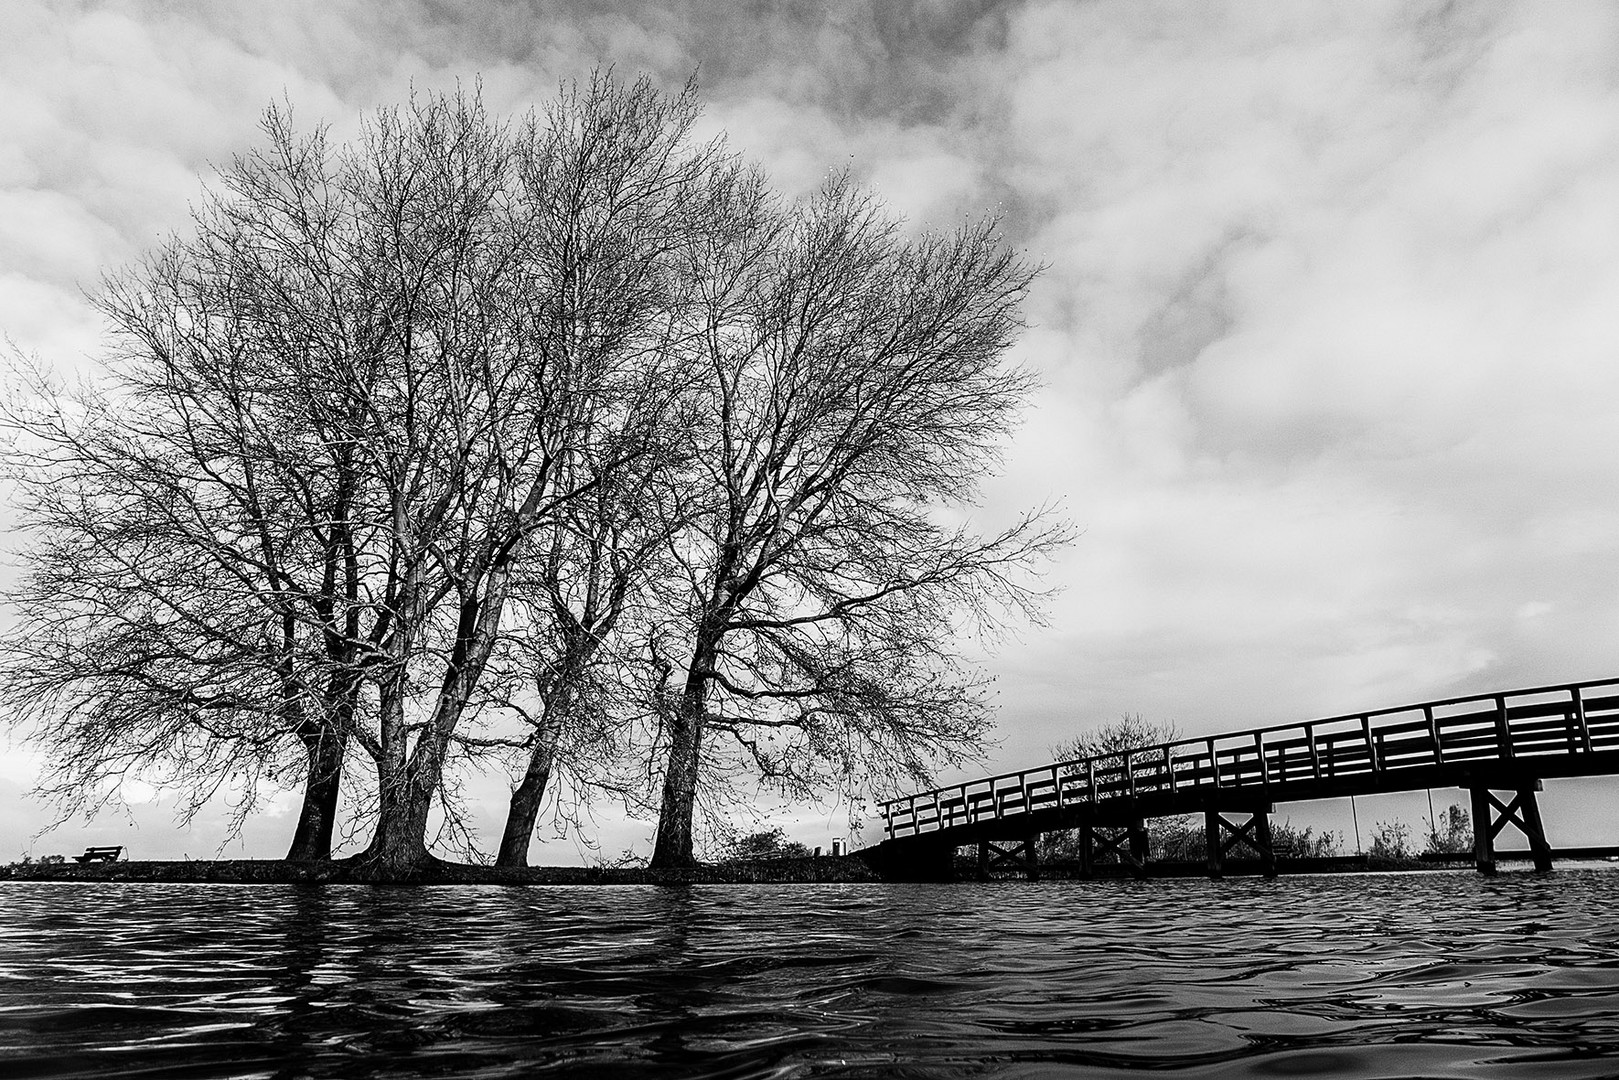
[864, 677, 1619, 880]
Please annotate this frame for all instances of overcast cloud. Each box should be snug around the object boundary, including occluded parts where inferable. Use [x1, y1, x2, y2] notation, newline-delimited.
[5, 0, 1619, 860]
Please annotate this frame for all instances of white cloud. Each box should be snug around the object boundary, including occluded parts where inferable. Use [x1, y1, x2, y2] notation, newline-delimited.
[976, 1, 1619, 741]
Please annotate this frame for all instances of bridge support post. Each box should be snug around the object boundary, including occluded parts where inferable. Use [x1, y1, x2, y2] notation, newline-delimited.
[976, 837, 1040, 880]
[1470, 781, 1552, 875]
[1255, 811, 1277, 878]
[1470, 786, 1494, 875]
[1083, 823, 1149, 878]
[1519, 787, 1553, 875]
[1129, 818, 1150, 876]
[1204, 806, 1276, 880]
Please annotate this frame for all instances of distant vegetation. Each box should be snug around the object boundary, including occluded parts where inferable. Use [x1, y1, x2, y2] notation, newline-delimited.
[1422, 803, 1473, 855]
[1368, 820, 1414, 864]
[1365, 803, 1473, 867]
[1152, 816, 1341, 862]
[718, 827, 814, 863]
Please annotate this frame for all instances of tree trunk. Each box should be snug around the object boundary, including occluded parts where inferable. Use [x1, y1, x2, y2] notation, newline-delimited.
[650, 649, 713, 868]
[496, 634, 599, 868]
[284, 670, 361, 862]
[497, 722, 560, 867]
[354, 665, 435, 875]
[284, 726, 347, 861]
[361, 571, 513, 875]
[364, 769, 437, 874]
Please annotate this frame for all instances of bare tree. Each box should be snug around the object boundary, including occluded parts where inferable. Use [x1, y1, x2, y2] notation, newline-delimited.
[342, 75, 758, 873]
[1040, 714, 1179, 863]
[478, 77, 774, 869]
[1049, 713, 1180, 764]
[1, 73, 749, 872]
[491, 441, 687, 866]
[0, 106, 396, 857]
[645, 174, 1067, 869]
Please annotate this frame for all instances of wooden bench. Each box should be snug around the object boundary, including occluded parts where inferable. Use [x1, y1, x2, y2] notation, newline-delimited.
[74, 846, 123, 864]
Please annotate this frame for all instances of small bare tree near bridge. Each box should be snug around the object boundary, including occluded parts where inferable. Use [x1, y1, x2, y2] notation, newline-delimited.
[1038, 715, 1341, 866]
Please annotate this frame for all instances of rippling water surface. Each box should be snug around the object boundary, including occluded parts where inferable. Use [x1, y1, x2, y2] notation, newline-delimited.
[5, 871, 1619, 1077]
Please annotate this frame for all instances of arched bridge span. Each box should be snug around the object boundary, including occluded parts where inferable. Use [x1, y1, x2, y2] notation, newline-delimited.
[866, 677, 1619, 880]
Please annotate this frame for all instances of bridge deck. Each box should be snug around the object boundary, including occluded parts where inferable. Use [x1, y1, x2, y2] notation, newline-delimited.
[878, 677, 1619, 847]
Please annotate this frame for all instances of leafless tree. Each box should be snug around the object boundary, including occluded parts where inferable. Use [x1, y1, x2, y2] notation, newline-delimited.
[344, 75, 759, 873]
[1049, 713, 1180, 764]
[644, 174, 1068, 868]
[491, 442, 689, 866]
[1, 73, 752, 872]
[0, 106, 396, 857]
[1040, 714, 1179, 862]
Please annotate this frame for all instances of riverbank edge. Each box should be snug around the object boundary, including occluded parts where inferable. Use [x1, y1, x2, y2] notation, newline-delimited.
[4, 849, 1597, 885]
[0, 855, 886, 885]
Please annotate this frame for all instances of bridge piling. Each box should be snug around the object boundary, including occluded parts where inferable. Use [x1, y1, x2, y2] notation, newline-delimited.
[1128, 818, 1150, 876]
[864, 834, 957, 881]
[1254, 810, 1277, 878]
[1080, 821, 1149, 878]
[1518, 785, 1553, 874]
[977, 836, 1040, 880]
[1205, 810, 1222, 880]
[1470, 781, 1553, 875]
[1470, 787, 1494, 874]
[1205, 805, 1277, 880]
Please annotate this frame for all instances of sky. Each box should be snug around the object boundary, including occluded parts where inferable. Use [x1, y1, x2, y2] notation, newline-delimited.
[5, 0, 1619, 863]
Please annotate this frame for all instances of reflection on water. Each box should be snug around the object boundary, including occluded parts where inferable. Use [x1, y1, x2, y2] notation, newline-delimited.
[4, 871, 1619, 1077]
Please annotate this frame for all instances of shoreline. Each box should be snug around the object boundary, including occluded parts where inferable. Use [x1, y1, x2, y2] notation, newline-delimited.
[0, 854, 886, 886]
[3, 849, 1602, 886]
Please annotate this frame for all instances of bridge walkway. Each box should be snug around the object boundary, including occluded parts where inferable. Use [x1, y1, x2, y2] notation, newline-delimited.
[866, 677, 1619, 880]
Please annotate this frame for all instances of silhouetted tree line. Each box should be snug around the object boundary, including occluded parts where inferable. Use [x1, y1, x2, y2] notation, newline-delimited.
[0, 72, 1066, 873]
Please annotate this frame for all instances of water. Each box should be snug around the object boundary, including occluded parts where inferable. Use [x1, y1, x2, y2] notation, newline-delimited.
[4, 872, 1619, 1078]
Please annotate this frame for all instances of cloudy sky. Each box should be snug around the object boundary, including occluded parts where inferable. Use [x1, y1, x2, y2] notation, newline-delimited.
[5, 0, 1619, 861]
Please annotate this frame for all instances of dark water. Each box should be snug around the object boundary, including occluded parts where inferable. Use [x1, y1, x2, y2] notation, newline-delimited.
[5, 873, 1619, 1078]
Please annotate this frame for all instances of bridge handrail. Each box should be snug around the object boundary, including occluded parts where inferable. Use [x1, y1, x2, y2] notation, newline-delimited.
[877, 675, 1619, 838]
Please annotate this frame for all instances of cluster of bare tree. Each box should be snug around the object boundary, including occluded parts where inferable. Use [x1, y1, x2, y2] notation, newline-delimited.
[0, 73, 1064, 873]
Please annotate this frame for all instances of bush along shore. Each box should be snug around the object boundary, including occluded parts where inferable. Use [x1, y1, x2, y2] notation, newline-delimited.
[0, 854, 886, 886]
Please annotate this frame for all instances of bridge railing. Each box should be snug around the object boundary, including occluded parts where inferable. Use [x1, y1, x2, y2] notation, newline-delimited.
[878, 677, 1619, 841]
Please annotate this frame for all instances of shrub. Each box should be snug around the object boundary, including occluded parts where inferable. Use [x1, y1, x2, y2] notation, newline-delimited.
[719, 827, 812, 862]
[1368, 820, 1414, 864]
[1423, 803, 1472, 855]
